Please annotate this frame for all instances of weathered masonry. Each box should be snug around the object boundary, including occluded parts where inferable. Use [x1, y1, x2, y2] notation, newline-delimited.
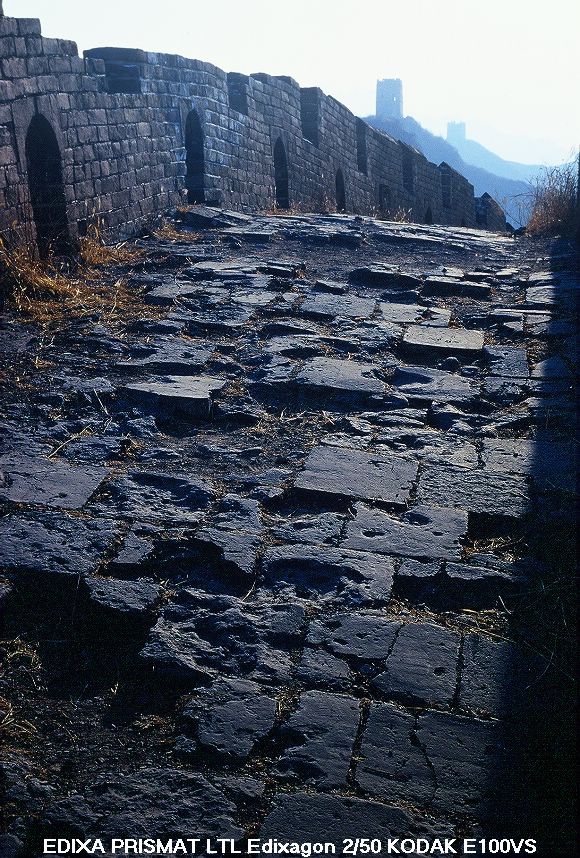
[0, 8, 506, 255]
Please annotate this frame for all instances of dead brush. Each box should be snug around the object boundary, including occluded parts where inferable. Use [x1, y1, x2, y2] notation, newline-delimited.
[153, 220, 203, 243]
[78, 219, 142, 266]
[526, 157, 579, 238]
[0, 235, 159, 329]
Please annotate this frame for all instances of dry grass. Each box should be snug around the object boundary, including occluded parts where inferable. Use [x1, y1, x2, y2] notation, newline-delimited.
[527, 157, 579, 237]
[0, 234, 158, 329]
[153, 221, 203, 243]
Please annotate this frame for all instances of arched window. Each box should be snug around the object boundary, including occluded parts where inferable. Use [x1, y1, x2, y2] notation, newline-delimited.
[335, 168, 346, 212]
[273, 138, 289, 209]
[25, 114, 69, 258]
[184, 109, 205, 204]
[424, 206, 433, 224]
[402, 150, 414, 193]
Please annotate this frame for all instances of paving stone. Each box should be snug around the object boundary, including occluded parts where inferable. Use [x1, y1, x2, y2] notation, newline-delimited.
[403, 324, 484, 358]
[193, 526, 261, 577]
[300, 292, 376, 319]
[481, 437, 575, 492]
[119, 375, 226, 418]
[356, 702, 434, 803]
[343, 503, 467, 560]
[107, 526, 156, 573]
[416, 710, 505, 818]
[0, 454, 107, 509]
[275, 691, 360, 787]
[376, 302, 424, 323]
[443, 561, 523, 608]
[0, 514, 115, 580]
[295, 357, 386, 396]
[484, 345, 529, 378]
[295, 647, 351, 689]
[44, 767, 242, 840]
[372, 622, 460, 705]
[95, 470, 214, 524]
[140, 593, 304, 684]
[84, 576, 160, 617]
[182, 677, 276, 758]
[392, 364, 476, 403]
[307, 613, 401, 659]
[294, 444, 417, 506]
[271, 511, 345, 545]
[350, 267, 422, 290]
[460, 634, 532, 717]
[117, 338, 214, 373]
[262, 544, 395, 602]
[530, 356, 572, 378]
[259, 792, 448, 841]
[417, 463, 530, 518]
[423, 276, 492, 299]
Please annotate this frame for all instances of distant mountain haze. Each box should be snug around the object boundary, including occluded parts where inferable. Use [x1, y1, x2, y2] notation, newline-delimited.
[365, 113, 535, 228]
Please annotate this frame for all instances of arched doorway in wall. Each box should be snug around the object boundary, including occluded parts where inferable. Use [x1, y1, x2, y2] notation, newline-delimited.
[424, 206, 433, 224]
[184, 109, 205, 204]
[335, 169, 346, 212]
[273, 138, 289, 209]
[25, 114, 69, 258]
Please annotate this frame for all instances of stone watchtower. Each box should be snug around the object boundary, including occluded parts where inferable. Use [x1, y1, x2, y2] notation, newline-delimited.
[376, 78, 403, 121]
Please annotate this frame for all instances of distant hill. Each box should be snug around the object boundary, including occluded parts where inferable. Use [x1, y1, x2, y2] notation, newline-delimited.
[364, 114, 535, 227]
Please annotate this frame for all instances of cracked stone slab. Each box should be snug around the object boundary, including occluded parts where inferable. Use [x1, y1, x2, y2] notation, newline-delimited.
[343, 503, 468, 560]
[371, 622, 460, 705]
[307, 613, 401, 659]
[0, 455, 107, 509]
[262, 544, 395, 602]
[295, 357, 386, 396]
[484, 345, 529, 378]
[300, 292, 376, 319]
[416, 710, 505, 819]
[296, 647, 351, 689]
[44, 767, 242, 840]
[181, 677, 277, 759]
[119, 375, 227, 419]
[95, 470, 214, 524]
[417, 463, 530, 518]
[392, 365, 476, 403]
[259, 792, 449, 841]
[481, 437, 575, 493]
[84, 576, 160, 618]
[460, 634, 534, 717]
[402, 325, 484, 357]
[140, 593, 305, 684]
[423, 276, 492, 300]
[0, 514, 116, 580]
[294, 444, 417, 506]
[275, 690, 360, 788]
[117, 339, 214, 374]
[356, 702, 434, 803]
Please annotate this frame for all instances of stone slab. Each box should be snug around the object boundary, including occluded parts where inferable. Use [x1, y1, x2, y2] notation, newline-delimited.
[0, 454, 107, 509]
[402, 325, 484, 356]
[294, 444, 417, 506]
[119, 375, 226, 419]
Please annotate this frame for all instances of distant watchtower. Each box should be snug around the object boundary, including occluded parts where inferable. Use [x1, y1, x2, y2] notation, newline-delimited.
[376, 79, 403, 121]
[447, 121, 466, 147]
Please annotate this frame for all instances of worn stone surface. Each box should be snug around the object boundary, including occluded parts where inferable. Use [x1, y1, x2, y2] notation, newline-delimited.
[403, 325, 484, 357]
[372, 622, 460, 705]
[343, 503, 467, 560]
[275, 691, 360, 787]
[0, 455, 107, 509]
[294, 444, 417, 506]
[119, 376, 227, 418]
[182, 678, 276, 758]
[0, 209, 574, 848]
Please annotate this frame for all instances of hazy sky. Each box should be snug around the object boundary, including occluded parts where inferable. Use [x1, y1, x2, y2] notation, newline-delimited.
[6, 0, 579, 165]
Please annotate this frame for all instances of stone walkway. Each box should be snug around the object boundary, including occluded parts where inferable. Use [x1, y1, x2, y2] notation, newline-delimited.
[0, 211, 577, 856]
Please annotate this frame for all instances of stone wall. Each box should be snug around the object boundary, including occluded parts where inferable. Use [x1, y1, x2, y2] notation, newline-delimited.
[0, 10, 506, 255]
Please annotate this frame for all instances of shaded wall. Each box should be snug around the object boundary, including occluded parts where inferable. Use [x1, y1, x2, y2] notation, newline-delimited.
[0, 11, 506, 253]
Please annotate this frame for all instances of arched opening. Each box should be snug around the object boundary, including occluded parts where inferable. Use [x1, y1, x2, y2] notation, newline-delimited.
[424, 206, 433, 224]
[335, 169, 346, 212]
[184, 109, 205, 204]
[25, 114, 69, 258]
[378, 184, 391, 214]
[273, 138, 289, 209]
